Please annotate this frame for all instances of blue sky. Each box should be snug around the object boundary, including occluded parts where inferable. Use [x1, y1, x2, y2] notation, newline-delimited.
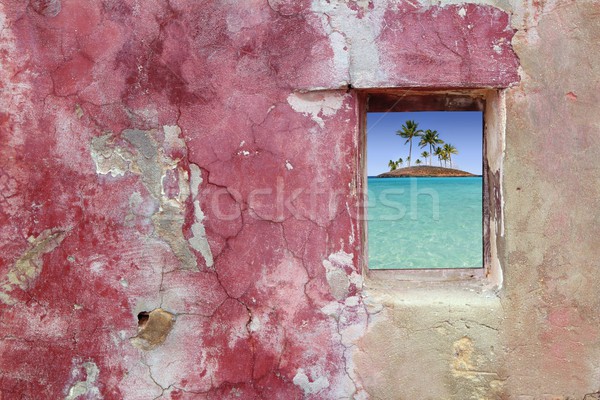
[367, 111, 483, 176]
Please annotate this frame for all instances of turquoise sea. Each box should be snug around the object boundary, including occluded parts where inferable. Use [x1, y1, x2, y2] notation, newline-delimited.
[367, 177, 482, 269]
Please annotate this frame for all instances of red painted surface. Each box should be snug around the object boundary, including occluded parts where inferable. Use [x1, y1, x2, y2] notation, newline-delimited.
[378, 4, 520, 88]
[0, 0, 518, 398]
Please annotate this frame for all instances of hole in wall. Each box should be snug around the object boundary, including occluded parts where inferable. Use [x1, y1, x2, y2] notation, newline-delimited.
[137, 311, 150, 328]
[131, 308, 175, 351]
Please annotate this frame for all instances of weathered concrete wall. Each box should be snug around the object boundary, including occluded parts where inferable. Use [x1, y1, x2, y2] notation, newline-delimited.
[0, 0, 598, 398]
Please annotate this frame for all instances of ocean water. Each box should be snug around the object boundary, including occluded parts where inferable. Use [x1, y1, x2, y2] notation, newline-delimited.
[367, 177, 482, 269]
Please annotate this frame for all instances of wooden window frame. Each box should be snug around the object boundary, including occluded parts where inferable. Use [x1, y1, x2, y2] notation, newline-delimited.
[357, 89, 505, 289]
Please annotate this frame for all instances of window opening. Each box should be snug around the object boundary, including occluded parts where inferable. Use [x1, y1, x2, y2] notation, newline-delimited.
[364, 92, 485, 270]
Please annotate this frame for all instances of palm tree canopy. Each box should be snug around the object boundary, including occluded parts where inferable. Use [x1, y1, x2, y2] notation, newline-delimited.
[396, 120, 423, 143]
[419, 129, 444, 149]
[396, 120, 422, 167]
[443, 143, 458, 155]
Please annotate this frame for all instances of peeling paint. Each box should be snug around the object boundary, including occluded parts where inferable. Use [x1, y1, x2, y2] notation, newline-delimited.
[287, 92, 346, 128]
[64, 360, 101, 400]
[188, 164, 213, 268]
[89, 126, 208, 270]
[4, 0, 597, 398]
[1, 229, 67, 305]
[310, 0, 387, 86]
[90, 134, 133, 177]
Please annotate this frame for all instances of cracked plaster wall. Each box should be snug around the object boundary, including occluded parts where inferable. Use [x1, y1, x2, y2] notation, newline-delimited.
[0, 0, 598, 399]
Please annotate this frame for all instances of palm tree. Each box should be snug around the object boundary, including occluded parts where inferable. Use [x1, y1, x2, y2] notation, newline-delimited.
[415, 159, 422, 165]
[396, 120, 423, 167]
[420, 151, 429, 163]
[396, 158, 403, 168]
[388, 160, 398, 171]
[419, 129, 444, 165]
[443, 143, 458, 168]
[434, 147, 444, 167]
[441, 151, 450, 167]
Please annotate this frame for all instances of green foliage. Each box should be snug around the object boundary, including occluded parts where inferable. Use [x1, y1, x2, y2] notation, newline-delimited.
[419, 129, 444, 166]
[395, 122, 460, 169]
[396, 120, 423, 167]
[443, 143, 458, 168]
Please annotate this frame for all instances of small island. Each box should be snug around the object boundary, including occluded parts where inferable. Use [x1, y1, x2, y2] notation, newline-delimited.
[376, 165, 479, 178]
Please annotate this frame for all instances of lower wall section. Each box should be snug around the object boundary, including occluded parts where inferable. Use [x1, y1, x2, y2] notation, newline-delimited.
[357, 286, 504, 399]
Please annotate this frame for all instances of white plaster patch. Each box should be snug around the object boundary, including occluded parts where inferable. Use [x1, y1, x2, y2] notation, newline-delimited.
[293, 369, 330, 395]
[328, 30, 351, 83]
[458, 7, 467, 18]
[249, 315, 261, 332]
[189, 203, 214, 268]
[348, 271, 364, 290]
[64, 360, 102, 400]
[189, 163, 202, 199]
[310, 0, 388, 86]
[163, 125, 186, 151]
[90, 260, 105, 274]
[287, 92, 345, 128]
[188, 164, 214, 268]
[328, 250, 354, 267]
[320, 301, 342, 317]
[285, 160, 294, 170]
[322, 250, 355, 301]
[492, 38, 507, 55]
[344, 295, 360, 307]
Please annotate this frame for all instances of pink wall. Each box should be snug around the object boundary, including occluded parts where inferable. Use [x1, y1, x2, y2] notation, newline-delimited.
[15, 0, 600, 398]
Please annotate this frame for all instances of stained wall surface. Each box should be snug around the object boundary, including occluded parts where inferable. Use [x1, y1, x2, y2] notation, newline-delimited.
[0, 0, 598, 399]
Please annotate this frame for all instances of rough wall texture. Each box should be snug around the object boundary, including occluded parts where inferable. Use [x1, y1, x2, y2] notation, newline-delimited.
[0, 0, 598, 399]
